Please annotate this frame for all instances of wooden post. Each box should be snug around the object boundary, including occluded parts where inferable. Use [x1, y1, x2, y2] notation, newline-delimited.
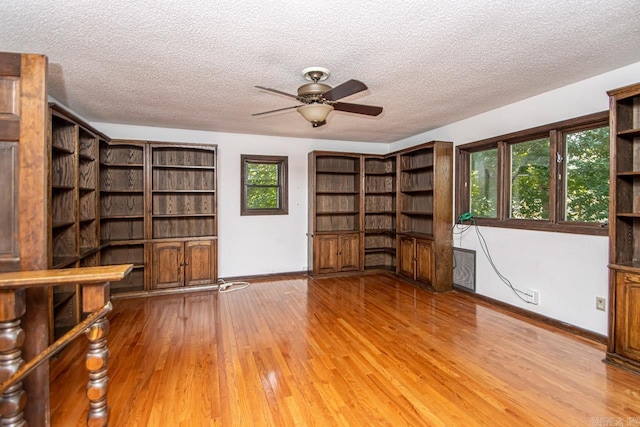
[83, 283, 111, 427]
[0, 289, 27, 426]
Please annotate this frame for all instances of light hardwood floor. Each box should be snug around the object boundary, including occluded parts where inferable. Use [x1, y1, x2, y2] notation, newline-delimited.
[50, 274, 640, 426]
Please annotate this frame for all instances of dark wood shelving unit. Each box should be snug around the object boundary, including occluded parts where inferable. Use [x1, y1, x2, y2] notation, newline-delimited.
[98, 141, 218, 294]
[395, 142, 452, 291]
[308, 153, 362, 274]
[48, 105, 102, 341]
[363, 155, 397, 272]
[308, 142, 452, 290]
[99, 141, 146, 294]
[149, 144, 218, 289]
[606, 82, 640, 375]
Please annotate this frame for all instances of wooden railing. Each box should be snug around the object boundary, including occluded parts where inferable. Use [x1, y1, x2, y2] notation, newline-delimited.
[0, 264, 133, 426]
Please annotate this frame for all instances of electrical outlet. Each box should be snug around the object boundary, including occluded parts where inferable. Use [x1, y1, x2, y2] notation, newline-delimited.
[596, 296, 606, 311]
[525, 289, 539, 305]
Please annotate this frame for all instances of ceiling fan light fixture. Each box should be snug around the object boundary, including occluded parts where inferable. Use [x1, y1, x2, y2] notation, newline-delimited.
[297, 103, 334, 125]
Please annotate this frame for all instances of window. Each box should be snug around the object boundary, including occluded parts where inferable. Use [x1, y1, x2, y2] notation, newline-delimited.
[470, 148, 498, 218]
[456, 112, 609, 235]
[241, 155, 288, 216]
[563, 126, 610, 223]
[509, 137, 550, 220]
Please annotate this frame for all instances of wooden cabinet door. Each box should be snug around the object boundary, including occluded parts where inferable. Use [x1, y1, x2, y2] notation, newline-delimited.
[152, 242, 185, 289]
[338, 233, 360, 272]
[314, 235, 338, 274]
[185, 239, 216, 286]
[415, 239, 433, 284]
[615, 272, 640, 360]
[398, 236, 415, 279]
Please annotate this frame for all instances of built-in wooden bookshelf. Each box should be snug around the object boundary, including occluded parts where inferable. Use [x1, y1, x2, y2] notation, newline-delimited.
[606, 82, 640, 374]
[100, 141, 146, 294]
[398, 146, 435, 237]
[308, 153, 362, 274]
[150, 145, 217, 239]
[48, 105, 103, 339]
[308, 142, 453, 291]
[363, 156, 396, 272]
[149, 144, 218, 290]
[395, 142, 452, 291]
[100, 142, 218, 294]
[313, 154, 361, 233]
[50, 113, 78, 270]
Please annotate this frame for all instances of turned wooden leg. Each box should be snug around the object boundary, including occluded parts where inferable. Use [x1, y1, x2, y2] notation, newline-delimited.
[0, 289, 26, 427]
[85, 317, 110, 427]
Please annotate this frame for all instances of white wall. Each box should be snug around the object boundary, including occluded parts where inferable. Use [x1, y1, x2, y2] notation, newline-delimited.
[90, 123, 389, 278]
[391, 60, 640, 335]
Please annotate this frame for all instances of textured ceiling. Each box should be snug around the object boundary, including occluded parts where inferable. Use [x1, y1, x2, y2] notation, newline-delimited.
[2, 1, 639, 143]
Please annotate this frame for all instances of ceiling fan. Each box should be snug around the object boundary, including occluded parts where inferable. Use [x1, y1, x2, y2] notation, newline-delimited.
[252, 67, 383, 127]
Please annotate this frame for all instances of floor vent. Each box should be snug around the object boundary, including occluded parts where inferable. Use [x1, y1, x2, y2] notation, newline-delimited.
[453, 248, 476, 292]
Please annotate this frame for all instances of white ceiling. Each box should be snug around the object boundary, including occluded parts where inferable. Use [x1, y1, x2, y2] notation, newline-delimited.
[2, 1, 639, 143]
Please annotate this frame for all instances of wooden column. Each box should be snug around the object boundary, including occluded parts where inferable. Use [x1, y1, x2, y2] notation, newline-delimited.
[0, 289, 27, 426]
[83, 283, 110, 427]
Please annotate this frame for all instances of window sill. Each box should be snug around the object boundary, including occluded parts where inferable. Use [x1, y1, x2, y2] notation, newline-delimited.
[462, 218, 608, 236]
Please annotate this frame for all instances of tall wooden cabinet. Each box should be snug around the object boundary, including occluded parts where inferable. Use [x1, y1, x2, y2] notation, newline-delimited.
[308, 153, 363, 274]
[396, 142, 453, 292]
[308, 141, 453, 292]
[607, 82, 640, 374]
[100, 141, 218, 295]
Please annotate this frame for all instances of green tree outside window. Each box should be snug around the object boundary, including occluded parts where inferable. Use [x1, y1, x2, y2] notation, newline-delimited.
[241, 155, 288, 215]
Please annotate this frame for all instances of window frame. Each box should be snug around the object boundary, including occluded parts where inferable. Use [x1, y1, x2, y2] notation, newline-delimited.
[456, 111, 609, 235]
[240, 154, 288, 216]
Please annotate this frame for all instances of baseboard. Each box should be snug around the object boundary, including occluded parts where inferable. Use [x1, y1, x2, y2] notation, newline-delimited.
[111, 283, 221, 300]
[604, 352, 640, 375]
[219, 270, 308, 283]
[457, 288, 607, 345]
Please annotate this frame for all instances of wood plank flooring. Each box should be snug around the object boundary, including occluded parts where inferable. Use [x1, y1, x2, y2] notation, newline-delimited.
[50, 274, 640, 426]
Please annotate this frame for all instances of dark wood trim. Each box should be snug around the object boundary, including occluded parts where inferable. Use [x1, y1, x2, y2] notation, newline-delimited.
[548, 129, 559, 225]
[604, 351, 640, 374]
[456, 287, 607, 344]
[454, 147, 470, 220]
[469, 217, 609, 236]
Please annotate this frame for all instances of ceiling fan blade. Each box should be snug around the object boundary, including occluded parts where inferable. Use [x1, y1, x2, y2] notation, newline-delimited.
[255, 86, 301, 100]
[312, 120, 327, 128]
[333, 102, 383, 116]
[252, 105, 300, 116]
[322, 79, 368, 101]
